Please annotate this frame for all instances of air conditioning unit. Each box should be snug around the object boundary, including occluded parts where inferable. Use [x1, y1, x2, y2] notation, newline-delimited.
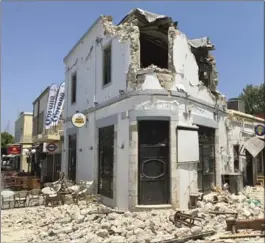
[227, 98, 245, 113]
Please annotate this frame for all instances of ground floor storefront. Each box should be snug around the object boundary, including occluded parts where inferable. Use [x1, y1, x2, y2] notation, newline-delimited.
[63, 95, 227, 210]
[30, 142, 62, 184]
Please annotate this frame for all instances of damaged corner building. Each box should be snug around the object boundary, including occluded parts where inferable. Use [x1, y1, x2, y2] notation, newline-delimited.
[62, 8, 265, 211]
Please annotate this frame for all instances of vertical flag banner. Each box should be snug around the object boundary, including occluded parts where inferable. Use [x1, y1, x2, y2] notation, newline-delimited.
[45, 83, 59, 129]
[52, 81, 65, 126]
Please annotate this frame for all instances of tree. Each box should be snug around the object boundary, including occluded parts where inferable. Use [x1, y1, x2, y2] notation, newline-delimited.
[1, 132, 14, 148]
[238, 83, 265, 115]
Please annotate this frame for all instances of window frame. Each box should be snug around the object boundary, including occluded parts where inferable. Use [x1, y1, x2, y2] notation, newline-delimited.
[233, 144, 240, 171]
[102, 44, 112, 88]
[71, 72, 77, 104]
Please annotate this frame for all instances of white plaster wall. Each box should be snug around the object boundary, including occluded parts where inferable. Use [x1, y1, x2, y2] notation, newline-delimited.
[62, 96, 144, 184]
[172, 32, 217, 104]
[218, 114, 229, 175]
[116, 116, 129, 210]
[178, 163, 197, 209]
[64, 19, 131, 120]
[139, 31, 221, 106]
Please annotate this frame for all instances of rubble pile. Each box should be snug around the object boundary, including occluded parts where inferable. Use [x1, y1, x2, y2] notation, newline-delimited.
[193, 186, 264, 241]
[1, 186, 264, 243]
[197, 186, 264, 221]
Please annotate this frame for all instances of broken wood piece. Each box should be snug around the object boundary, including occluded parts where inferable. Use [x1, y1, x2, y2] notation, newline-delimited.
[226, 218, 265, 233]
[220, 233, 265, 239]
[159, 230, 216, 243]
[208, 210, 238, 218]
[172, 211, 204, 227]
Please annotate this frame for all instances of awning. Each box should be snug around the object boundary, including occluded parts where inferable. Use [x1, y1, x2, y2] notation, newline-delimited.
[243, 136, 265, 158]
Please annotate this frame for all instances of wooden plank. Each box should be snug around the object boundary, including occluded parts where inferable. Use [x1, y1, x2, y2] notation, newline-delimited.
[226, 219, 265, 232]
[220, 233, 265, 239]
[159, 230, 216, 243]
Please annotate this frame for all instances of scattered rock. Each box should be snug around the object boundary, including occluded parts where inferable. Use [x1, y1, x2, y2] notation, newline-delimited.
[1, 186, 264, 243]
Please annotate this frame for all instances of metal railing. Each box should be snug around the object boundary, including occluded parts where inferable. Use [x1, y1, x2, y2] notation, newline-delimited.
[44, 121, 63, 136]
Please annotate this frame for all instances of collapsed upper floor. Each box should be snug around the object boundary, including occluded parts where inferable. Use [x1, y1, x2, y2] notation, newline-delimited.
[64, 9, 225, 116]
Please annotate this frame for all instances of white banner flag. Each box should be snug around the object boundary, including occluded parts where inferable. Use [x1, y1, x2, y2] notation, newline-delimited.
[52, 81, 65, 126]
[45, 83, 59, 129]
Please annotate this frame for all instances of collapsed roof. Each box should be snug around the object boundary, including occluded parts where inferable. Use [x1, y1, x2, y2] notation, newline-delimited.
[119, 8, 214, 51]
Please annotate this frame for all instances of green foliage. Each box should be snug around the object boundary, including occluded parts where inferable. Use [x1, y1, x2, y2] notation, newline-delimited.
[1, 132, 14, 148]
[238, 83, 265, 115]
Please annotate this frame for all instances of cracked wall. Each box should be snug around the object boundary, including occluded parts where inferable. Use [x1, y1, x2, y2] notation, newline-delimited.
[101, 9, 224, 106]
[102, 11, 176, 91]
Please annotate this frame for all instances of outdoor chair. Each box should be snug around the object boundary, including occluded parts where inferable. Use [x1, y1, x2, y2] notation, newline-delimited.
[14, 190, 29, 208]
[28, 189, 42, 206]
[1, 190, 15, 209]
[43, 184, 63, 206]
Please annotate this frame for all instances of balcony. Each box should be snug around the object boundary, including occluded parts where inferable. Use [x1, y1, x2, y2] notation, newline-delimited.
[32, 122, 63, 143]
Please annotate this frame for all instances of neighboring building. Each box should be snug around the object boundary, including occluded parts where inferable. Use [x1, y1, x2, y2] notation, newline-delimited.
[62, 8, 232, 211]
[223, 106, 265, 192]
[14, 112, 33, 171]
[32, 86, 63, 183]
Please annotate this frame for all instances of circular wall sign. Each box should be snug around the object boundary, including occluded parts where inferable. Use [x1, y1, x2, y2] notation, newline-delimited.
[72, 113, 86, 128]
[254, 124, 265, 136]
[46, 143, 57, 153]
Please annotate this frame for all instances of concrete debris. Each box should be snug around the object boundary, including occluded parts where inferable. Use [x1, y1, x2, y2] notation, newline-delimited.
[1, 186, 264, 243]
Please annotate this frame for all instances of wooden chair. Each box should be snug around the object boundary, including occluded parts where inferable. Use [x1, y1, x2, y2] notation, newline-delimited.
[28, 189, 42, 206]
[14, 190, 29, 207]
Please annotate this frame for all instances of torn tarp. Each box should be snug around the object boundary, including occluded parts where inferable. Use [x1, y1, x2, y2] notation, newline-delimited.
[119, 8, 173, 25]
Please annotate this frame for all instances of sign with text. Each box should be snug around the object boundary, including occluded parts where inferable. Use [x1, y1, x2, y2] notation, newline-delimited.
[135, 100, 178, 112]
[45, 84, 59, 129]
[52, 81, 65, 125]
[7, 145, 21, 155]
[72, 113, 87, 128]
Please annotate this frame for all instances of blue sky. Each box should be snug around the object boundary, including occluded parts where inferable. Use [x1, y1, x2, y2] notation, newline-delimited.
[2, 1, 264, 134]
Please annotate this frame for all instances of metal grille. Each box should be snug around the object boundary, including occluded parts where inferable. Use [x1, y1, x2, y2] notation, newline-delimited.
[197, 127, 215, 193]
[68, 134, 77, 182]
[138, 120, 169, 205]
[98, 125, 114, 198]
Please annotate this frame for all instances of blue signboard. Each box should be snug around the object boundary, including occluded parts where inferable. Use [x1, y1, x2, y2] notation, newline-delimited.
[254, 124, 265, 136]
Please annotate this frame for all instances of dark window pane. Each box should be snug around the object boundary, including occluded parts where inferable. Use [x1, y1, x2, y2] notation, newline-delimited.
[98, 125, 114, 198]
[103, 46, 111, 86]
[71, 73, 77, 104]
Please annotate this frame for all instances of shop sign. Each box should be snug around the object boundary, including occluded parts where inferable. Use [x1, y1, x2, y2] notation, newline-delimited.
[7, 145, 21, 155]
[43, 142, 60, 153]
[254, 124, 265, 136]
[72, 113, 86, 128]
[135, 100, 178, 112]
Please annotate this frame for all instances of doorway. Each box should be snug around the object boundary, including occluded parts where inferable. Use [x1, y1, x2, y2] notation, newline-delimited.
[68, 134, 77, 182]
[98, 125, 114, 198]
[245, 151, 254, 186]
[197, 126, 216, 193]
[138, 120, 170, 205]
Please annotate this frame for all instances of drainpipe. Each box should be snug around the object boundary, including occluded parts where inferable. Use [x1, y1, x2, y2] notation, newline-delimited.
[65, 67, 69, 175]
[93, 39, 98, 187]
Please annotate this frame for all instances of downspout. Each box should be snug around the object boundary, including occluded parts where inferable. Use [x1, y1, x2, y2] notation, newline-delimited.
[65, 67, 70, 175]
[93, 39, 98, 190]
